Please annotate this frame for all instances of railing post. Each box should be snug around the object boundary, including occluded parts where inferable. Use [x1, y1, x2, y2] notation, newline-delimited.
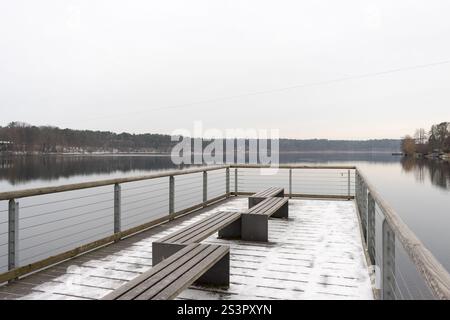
[289, 168, 292, 199]
[347, 169, 351, 199]
[382, 219, 396, 300]
[365, 185, 369, 242]
[357, 172, 362, 211]
[363, 183, 368, 242]
[169, 175, 175, 219]
[8, 199, 19, 273]
[358, 172, 362, 208]
[367, 192, 376, 265]
[203, 171, 207, 206]
[225, 167, 230, 196]
[356, 170, 368, 243]
[114, 183, 121, 240]
[234, 168, 238, 196]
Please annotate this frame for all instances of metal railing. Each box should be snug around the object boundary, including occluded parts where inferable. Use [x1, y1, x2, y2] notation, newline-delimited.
[355, 169, 450, 300]
[230, 164, 355, 199]
[0, 165, 229, 283]
[0, 164, 449, 300]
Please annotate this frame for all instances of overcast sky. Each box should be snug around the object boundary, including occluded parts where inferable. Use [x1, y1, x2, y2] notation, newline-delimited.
[1, 0, 449, 139]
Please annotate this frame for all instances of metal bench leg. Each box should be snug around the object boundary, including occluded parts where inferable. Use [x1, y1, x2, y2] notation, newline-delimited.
[241, 214, 268, 242]
[271, 201, 289, 219]
[218, 217, 241, 239]
[152, 242, 186, 266]
[195, 252, 230, 287]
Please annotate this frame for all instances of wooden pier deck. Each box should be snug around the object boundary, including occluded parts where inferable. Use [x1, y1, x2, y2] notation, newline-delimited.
[0, 197, 373, 300]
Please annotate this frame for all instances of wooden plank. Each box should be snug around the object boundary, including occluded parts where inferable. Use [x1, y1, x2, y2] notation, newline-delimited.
[141, 246, 228, 300]
[165, 215, 229, 243]
[248, 198, 280, 214]
[252, 187, 283, 198]
[0, 292, 22, 300]
[123, 245, 219, 300]
[133, 245, 220, 300]
[247, 198, 287, 216]
[0, 282, 42, 296]
[103, 244, 202, 299]
[253, 189, 267, 198]
[158, 211, 231, 243]
[157, 212, 238, 244]
[179, 214, 240, 244]
[252, 198, 270, 211]
[174, 213, 240, 244]
[260, 202, 285, 216]
[17, 273, 64, 286]
[119, 245, 216, 300]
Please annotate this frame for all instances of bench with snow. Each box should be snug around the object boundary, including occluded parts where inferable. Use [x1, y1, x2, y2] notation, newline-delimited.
[102, 243, 229, 300]
[242, 197, 289, 242]
[152, 211, 241, 266]
[248, 187, 284, 208]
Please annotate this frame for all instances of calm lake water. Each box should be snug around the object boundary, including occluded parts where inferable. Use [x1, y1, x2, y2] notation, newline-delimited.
[0, 153, 449, 298]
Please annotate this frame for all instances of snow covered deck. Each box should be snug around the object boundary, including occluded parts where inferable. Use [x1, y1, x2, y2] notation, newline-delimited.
[0, 197, 374, 300]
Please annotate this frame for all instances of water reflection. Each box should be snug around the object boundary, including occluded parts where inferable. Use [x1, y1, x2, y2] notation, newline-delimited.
[1, 153, 449, 192]
[279, 152, 399, 164]
[0, 153, 400, 185]
[0, 155, 181, 185]
[401, 157, 450, 191]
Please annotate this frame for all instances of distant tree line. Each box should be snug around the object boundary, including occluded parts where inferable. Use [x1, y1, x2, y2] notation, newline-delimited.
[0, 122, 176, 153]
[0, 121, 401, 154]
[401, 122, 450, 155]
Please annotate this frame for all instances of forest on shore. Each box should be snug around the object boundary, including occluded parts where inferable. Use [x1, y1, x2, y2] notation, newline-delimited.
[0, 122, 400, 154]
[401, 122, 450, 155]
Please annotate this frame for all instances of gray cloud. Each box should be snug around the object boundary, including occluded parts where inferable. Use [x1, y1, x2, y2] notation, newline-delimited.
[1, 0, 449, 138]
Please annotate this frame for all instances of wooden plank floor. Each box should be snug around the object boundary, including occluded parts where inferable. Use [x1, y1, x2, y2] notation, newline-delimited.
[0, 198, 374, 300]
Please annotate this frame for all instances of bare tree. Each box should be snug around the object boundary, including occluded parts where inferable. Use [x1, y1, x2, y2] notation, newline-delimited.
[414, 128, 427, 145]
[401, 135, 416, 155]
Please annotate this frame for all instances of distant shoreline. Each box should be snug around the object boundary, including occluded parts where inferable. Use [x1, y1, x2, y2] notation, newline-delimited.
[0, 151, 172, 157]
[0, 150, 399, 157]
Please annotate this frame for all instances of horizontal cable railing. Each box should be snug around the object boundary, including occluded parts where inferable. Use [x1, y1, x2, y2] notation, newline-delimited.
[0, 163, 448, 301]
[355, 168, 450, 300]
[231, 165, 355, 199]
[0, 165, 229, 283]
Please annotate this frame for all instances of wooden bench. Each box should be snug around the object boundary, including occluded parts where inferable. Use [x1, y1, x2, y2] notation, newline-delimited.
[103, 243, 229, 300]
[248, 187, 284, 208]
[242, 197, 289, 242]
[152, 211, 241, 265]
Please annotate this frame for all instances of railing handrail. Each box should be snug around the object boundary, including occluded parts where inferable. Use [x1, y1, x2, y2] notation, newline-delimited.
[0, 164, 355, 201]
[0, 165, 228, 201]
[230, 164, 357, 170]
[356, 168, 450, 300]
